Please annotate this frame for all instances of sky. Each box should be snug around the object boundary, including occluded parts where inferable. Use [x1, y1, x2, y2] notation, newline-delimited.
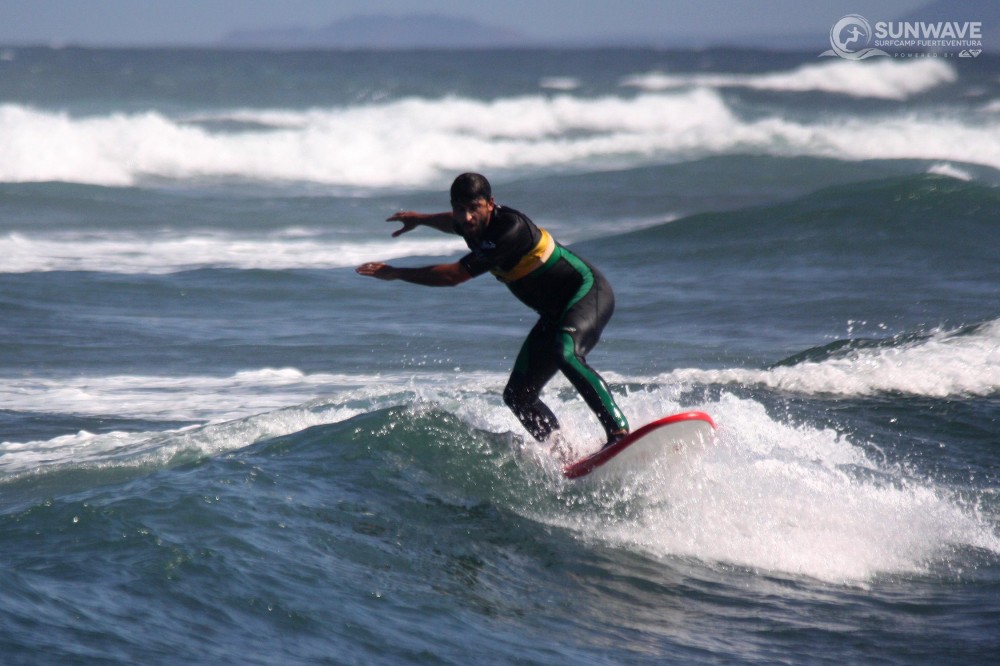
[0, 0, 930, 47]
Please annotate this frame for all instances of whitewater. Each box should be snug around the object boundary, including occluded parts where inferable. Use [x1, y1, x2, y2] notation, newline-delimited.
[2, 59, 999, 188]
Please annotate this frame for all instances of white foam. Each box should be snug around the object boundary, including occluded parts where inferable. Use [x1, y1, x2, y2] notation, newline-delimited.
[542, 391, 1000, 583]
[789, 113, 1000, 172]
[539, 76, 580, 91]
[663, 321, 1000, 399]
[981, 99, 1000, 113]
[0, 368, 404, 424]
[621, 58, 957, 100]
[927, 162, 974, 181]
[0, 230, 464, 274]
[3, 80, 998, 188]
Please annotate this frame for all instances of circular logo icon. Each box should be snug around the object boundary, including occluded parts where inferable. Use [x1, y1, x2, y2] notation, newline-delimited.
[831, 14, 872, 58]
[822, 14, 890, 60]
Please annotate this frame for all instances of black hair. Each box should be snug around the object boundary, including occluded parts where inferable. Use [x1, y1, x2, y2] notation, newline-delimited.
[450, 173, 492, 205]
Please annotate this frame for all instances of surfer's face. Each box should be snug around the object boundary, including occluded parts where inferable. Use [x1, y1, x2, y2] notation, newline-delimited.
[452, 197, 494, 239]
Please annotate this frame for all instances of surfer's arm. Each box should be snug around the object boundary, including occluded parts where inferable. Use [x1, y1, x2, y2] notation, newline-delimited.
[386, 211, 455, 237]
[355, 261, 472, 287]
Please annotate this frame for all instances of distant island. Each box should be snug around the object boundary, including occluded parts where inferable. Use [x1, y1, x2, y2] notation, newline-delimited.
[220, 3, 998, 51]
[221, 13, 530, 49]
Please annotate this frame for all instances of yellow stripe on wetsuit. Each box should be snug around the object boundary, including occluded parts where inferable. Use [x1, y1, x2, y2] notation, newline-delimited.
[490, 228, 556, 283]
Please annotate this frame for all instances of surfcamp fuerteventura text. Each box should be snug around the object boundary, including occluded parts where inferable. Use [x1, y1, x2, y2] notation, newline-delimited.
[821, 14, 985, 60]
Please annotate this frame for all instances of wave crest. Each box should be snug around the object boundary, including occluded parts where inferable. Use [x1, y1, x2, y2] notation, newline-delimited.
[666, 320, 1000, 398]
[621, 58, 957, 100]
[2, 71, 997, 188]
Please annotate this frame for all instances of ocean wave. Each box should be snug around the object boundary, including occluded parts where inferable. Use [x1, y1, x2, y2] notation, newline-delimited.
[620, 58, 957, 100]
[0, 370, 421, 478]
[2, 82, 998, 188]
[0, 370, 521, 485]
[981, 99, 1000, 113]
[662, 320, 1000, 399]
[567, 393, 1000, 583]
[2, 367, 996, 583]
[6, 169, 993, 274]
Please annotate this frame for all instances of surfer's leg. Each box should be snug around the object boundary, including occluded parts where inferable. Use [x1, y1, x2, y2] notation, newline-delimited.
[556, 267, 629, 440]
[555, 329, 629, 440]
[504, 320, 561, 441]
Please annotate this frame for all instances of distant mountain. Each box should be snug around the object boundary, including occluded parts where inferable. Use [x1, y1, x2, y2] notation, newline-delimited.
[219, 5, 997, 52]
[221, 13, 530, 49]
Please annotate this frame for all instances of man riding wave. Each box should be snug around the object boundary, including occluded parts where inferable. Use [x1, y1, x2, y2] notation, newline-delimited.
[356, 173, 629, 456]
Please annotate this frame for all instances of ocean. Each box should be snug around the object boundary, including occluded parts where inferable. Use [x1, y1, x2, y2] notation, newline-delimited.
[1, 46, 998, 664]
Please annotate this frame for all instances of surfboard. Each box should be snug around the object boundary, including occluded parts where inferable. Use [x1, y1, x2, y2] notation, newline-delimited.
[563, 411, 716, 479]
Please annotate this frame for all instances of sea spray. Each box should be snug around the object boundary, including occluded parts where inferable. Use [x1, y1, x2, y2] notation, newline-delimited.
[539, 393, 1000, 583]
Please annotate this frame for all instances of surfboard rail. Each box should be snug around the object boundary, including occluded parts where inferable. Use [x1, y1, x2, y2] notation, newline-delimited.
[562, 411, 716, 479]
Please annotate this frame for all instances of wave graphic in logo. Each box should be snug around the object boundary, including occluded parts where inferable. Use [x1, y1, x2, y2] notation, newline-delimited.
[820, 14, 890, 60]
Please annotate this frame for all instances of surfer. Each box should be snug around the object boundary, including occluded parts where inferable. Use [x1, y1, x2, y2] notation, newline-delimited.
[356, 173, 629, 456]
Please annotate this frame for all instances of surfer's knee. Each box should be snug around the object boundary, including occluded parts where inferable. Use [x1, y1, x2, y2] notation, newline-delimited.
[503, 381, 558, 441]
[503, 381, 535, 409]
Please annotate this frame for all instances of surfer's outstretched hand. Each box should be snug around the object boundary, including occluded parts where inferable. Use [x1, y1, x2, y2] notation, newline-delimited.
[386, 211, 420, 237]
[356, 262, 396, 280]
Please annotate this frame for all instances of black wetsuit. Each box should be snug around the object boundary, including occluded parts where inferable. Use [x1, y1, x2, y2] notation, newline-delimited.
[458, 205, 629, 442]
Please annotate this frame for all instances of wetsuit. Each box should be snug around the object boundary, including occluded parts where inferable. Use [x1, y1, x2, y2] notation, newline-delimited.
[457, 205, 629, 442]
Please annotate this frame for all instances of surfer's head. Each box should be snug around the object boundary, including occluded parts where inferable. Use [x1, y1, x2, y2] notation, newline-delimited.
[450, 173, 494, 239]
[450, 172, 492, 206]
